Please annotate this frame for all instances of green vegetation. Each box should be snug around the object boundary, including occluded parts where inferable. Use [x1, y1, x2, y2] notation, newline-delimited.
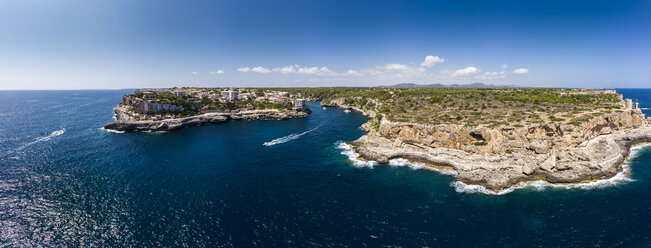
[286, 87, 623, 127]
[473, 141, 488, 146]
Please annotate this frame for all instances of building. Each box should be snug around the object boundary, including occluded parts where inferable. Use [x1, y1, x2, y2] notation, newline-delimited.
[293, 99, 306, 109]
[172, 90, 186, 97]
[221, 90, 239, 101]
[196, 90, 210, 98]
[143, 91, 156, 100]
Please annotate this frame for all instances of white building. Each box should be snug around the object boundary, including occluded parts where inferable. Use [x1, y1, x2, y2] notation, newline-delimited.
[172, 90, 186, 97]
[293, 99, 306, 109]
[221, 90, 239, 101]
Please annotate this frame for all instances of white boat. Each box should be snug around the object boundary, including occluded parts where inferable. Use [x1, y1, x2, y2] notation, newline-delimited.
[322, 107, 327, 110]
[344, 109, 351, 113]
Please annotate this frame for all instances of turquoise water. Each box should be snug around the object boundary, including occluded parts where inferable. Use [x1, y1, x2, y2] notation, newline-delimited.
[0, 89, 650, 247]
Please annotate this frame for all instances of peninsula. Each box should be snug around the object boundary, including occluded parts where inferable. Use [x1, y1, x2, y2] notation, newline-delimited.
[288, 87, 651, 191]
[104, 88, 311, 132]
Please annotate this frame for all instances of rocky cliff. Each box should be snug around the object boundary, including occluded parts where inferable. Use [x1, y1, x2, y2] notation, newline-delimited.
[122, 96, 186, 114]
[337, 98, 651, 191]
[376, 109, 645, 154]
[104, 103, 310, 132]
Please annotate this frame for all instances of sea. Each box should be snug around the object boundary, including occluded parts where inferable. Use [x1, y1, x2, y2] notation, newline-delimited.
[0, 89, 650, 247]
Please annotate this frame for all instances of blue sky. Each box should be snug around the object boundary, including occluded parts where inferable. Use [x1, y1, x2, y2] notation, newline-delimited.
[0, 0, 649, 89]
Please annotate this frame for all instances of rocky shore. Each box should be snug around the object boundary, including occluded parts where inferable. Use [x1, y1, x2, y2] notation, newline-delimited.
[104, 104, 310, 132]
[327, 99, 651, 191]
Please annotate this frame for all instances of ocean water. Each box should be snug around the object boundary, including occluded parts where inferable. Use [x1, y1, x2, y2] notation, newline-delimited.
[0, 89, 650, 247]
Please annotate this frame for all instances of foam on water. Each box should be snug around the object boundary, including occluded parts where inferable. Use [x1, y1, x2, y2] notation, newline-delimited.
[99, 127, 125, 134]
[16, 128, 66, 151]
[263, 123, 323, 146]
[335, 141, 378, 167]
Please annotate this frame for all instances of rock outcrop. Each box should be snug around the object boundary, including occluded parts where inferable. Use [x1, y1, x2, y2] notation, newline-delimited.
[104, 104, 310, 132]
[122, 96, 186, 114]
[347, 108, 650, 191]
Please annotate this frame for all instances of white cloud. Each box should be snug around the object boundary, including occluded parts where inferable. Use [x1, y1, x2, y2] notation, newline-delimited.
[210, 69, 225, 75]
[502, 64, 508, 69]
[273, 66, 296, 74]
[251, 66, 271, 73]
[346, 69, 362, 76]
[475, 71, 505, 80]
[513, 68, 529, 74]
[192, 71, 199, 75]
[452, 66, 481, 77]
[385, 63, 410, 71]
[420, 55, 445, 67]
[241, 65, 334, 75]
[297, 66, 322, 75]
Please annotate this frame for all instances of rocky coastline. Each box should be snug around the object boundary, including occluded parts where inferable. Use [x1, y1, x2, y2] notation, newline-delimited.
[325, 101, 651, 192]
[104, 104, 310, 132]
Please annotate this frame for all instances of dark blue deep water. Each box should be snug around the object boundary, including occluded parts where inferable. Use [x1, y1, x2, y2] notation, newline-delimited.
[1, 89, 650, 247]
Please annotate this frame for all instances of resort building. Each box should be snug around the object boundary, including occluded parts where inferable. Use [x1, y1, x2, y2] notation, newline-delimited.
[221, 90, 239, 101]
[293, 99, 307, 110]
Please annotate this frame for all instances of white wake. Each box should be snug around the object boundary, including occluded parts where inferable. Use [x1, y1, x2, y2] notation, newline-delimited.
[263, 124, 323, 146]
[16, 128, 66, 151]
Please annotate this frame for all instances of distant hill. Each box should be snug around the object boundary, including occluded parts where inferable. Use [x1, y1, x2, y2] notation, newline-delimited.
[378, 82, 517, 88]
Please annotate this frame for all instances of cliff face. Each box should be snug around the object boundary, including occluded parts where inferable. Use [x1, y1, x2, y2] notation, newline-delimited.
[104, 104, 310, 132]
[122, 96, 185, 114]
[339, 96, 651, 191]
[378, 109, 645, 154]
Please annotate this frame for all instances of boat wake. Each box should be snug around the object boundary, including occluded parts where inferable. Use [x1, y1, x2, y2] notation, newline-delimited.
[336, 141, 651, 195]
[16, 128, 66, 151]
[263, 123, 323, 146]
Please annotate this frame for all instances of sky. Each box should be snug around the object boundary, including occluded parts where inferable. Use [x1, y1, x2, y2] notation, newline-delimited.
[0, 0, 650, 89]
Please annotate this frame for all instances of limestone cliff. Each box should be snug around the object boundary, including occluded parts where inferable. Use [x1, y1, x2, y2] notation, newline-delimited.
[377, 109, 645, 154]
[338, 96, 651, 191]
[104, 98, 310, 132]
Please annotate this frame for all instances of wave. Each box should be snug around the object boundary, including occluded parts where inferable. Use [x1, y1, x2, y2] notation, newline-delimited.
[263, 123, 323, 146]
[16, 128, 66, 151]
[335, 141, 378, 167]
[337, 142, 651, 195]
[99, 127, 125, 134]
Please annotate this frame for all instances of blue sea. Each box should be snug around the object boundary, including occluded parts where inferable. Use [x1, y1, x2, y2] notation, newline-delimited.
[0, 89, 650, 247]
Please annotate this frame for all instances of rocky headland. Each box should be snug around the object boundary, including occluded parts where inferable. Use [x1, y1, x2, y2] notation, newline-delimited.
[322, 91, 651, 192]
[105, 105, 309, 132]
[104, 91, 311, 132]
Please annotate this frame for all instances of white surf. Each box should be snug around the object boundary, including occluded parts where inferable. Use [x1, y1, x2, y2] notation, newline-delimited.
[99, 127, 125, 134]
[335, 141, 378, 167]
